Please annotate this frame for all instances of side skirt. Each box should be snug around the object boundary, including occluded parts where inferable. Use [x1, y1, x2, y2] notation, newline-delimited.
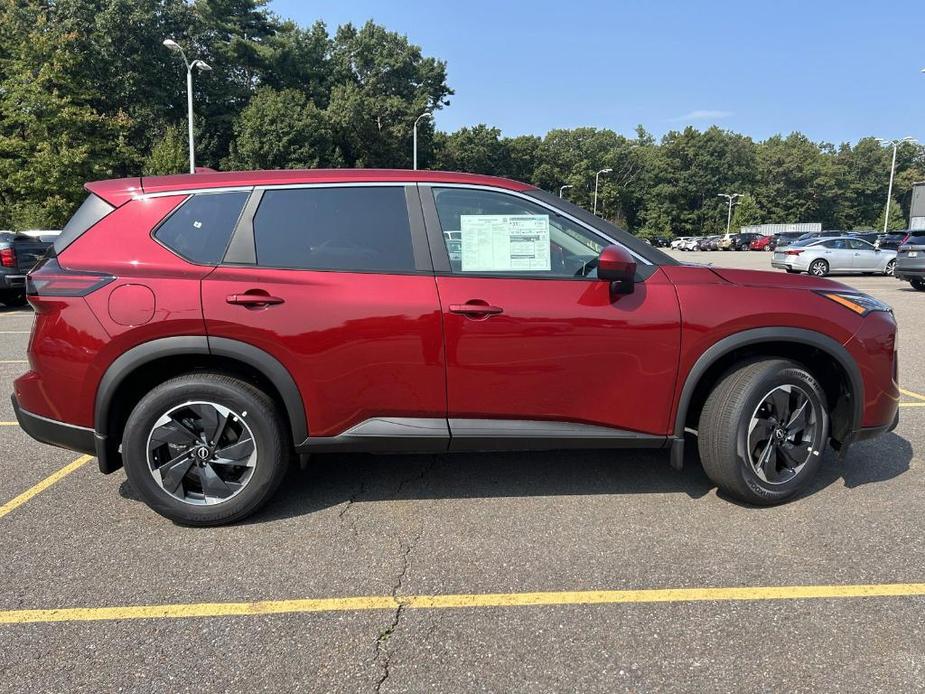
[296, 417, 666, 454]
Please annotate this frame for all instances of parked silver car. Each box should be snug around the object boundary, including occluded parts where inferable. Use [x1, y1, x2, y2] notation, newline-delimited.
[771, 237, 896, 277]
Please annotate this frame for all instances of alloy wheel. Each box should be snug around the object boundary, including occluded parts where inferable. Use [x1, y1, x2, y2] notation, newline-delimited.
[746, 385, 823, 485]
[885, 260, 895, 276]
[146, 401, 257, 505]
[810, 260, 827, 276]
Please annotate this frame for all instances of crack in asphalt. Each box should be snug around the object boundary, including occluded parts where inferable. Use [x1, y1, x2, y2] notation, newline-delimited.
[372, 456, 436, 693]
[338, 478, 366, 546]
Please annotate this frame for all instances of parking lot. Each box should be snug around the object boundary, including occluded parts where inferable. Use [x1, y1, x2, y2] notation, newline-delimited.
[0, 250, 923, 692]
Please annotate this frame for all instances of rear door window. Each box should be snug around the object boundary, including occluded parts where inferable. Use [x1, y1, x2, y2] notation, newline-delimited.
[252, 187, 415, 272]
[155, 191, 249, 264]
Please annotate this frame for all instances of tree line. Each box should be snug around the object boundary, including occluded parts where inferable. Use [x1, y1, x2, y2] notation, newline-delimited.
[1, 0, 922, 237]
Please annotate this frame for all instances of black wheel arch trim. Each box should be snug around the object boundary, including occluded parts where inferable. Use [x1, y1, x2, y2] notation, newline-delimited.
[673, 327, 864, 441]
[94, 335, 308, 446]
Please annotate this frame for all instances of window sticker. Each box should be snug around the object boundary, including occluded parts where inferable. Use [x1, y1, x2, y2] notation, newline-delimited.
[459, 215, 551, 272]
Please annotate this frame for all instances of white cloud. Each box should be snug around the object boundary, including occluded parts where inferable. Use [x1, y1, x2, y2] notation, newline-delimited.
[668, 110, 734, 122]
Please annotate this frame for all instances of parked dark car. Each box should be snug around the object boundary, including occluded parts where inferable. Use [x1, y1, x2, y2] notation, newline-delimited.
[730, 232, 761, 251]
[14, 169, 899, 524]
[771, 232, 806, 249]
[879, 230, 919, 251]
[651, 236, 672, 248]
[849, 232, 879, 245]
[894, 230, 925, 289]
[0, 232, 51, 306]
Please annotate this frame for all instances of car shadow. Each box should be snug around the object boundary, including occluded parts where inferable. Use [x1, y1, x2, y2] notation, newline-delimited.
[116, 432, 913, 524]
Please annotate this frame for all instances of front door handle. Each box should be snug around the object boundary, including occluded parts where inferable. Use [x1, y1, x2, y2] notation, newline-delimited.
[226, 292, 285, 307]
[449, 301, 503, 317]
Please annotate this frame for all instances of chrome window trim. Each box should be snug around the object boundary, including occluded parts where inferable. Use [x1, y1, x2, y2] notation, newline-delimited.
[139, 180, 650, 265]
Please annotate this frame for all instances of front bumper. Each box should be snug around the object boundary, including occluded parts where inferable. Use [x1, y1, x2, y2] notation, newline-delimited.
[12, 395, 96, 456]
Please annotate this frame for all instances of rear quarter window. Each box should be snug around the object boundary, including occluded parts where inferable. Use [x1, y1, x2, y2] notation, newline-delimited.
[154, 191, 249, 264]
[54, 194, 115, 254]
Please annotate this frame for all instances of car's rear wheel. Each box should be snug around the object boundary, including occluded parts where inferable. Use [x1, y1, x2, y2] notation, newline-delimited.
[809, 259, 829, 276]
[910, 278, 925, 291]
[122, 373, 289, 525]
[884, 259, 895, 276]
[698, 359, 828, 505]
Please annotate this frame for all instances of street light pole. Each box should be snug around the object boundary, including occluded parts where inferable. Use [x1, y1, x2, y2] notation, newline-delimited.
[593, 168, 612, 216]
[413, 112, 432, 170]
[717, 193, 742, 235]
[163, 39, 212, 174]
[877, 137, 917, 233]
[559, 184, 573, 198]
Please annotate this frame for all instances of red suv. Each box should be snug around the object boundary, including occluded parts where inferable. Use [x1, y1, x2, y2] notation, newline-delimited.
[13, 170, 899, 524]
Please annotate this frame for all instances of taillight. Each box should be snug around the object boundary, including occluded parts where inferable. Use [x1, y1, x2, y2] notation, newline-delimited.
[901, 234, 910, 245]
[786, 249, 804, 255]
[26, 257, 114, 297]
[0, 247, 16, 268]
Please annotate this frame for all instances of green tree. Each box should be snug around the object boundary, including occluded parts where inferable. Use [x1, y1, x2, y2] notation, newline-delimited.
[0, 1, 133, 228]
[875, 199, 907, 232]
[143, 125, 189, 176]
[731, 194, 761, 230]
[224, 88, 337, 169]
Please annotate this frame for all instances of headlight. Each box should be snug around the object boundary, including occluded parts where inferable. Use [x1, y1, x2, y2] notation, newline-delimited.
[816, 291, 892, 316]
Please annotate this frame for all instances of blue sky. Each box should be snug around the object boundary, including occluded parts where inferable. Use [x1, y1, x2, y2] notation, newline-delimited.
[271, 0, 925, 145]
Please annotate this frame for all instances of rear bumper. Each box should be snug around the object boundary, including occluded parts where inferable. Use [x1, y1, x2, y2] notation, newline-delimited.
[12, 394, 96, 455]
[894, 261, 925, 281]
[0, 274, 26, 290]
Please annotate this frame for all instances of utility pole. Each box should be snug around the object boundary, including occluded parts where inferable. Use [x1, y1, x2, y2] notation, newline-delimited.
[593, 168, 612, 216]
[877, 137, 917, 232]
[413, 112, 432, 170]
[718, 193, 743, 235]
[163, 39, 212, 174]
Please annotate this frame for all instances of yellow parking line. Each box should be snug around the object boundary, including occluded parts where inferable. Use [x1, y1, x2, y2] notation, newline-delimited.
[898, 403, 925, 408]
[0, 422, 19, 426]
[0, 455, 93, 520]
[0, 360, 27, 364]
[899, 387, 925, 402]
[1, 582, 923, 625]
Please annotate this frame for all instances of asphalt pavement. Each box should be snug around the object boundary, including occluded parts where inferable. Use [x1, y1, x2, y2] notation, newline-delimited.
[0, 252, 923, 692]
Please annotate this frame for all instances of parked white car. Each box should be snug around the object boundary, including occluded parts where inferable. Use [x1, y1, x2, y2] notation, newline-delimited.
[771, 236, 896, 276]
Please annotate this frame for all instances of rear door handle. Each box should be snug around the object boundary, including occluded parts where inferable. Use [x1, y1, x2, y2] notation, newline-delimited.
[449, 301, 503, 317]
[226, 293, 285, 307]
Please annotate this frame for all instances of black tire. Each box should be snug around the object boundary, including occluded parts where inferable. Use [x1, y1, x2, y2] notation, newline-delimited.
[698, 359, 829, 506]
[122, 373, 289, 525]
[0, 291, 26, 307]
[910, 278, 925, 291]
[884, 259, 895, 277]
[809, 259, 829, 276]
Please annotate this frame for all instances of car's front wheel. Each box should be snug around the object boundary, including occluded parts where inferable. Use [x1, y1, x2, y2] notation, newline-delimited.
[698, 359, 829, 505]
[122, 373, 289, 525]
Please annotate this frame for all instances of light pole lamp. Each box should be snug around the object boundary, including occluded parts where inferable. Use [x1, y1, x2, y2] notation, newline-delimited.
[718, 193, 743, 235]
[413, 112, 432, 170]
[163, 39, 212, 174]
[593, 168, 612, 216]
[559, 184, 573, 198]
[877, 137, 917, 233]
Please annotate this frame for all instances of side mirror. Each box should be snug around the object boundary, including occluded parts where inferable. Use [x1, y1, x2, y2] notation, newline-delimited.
[597, 245, 636, 295]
